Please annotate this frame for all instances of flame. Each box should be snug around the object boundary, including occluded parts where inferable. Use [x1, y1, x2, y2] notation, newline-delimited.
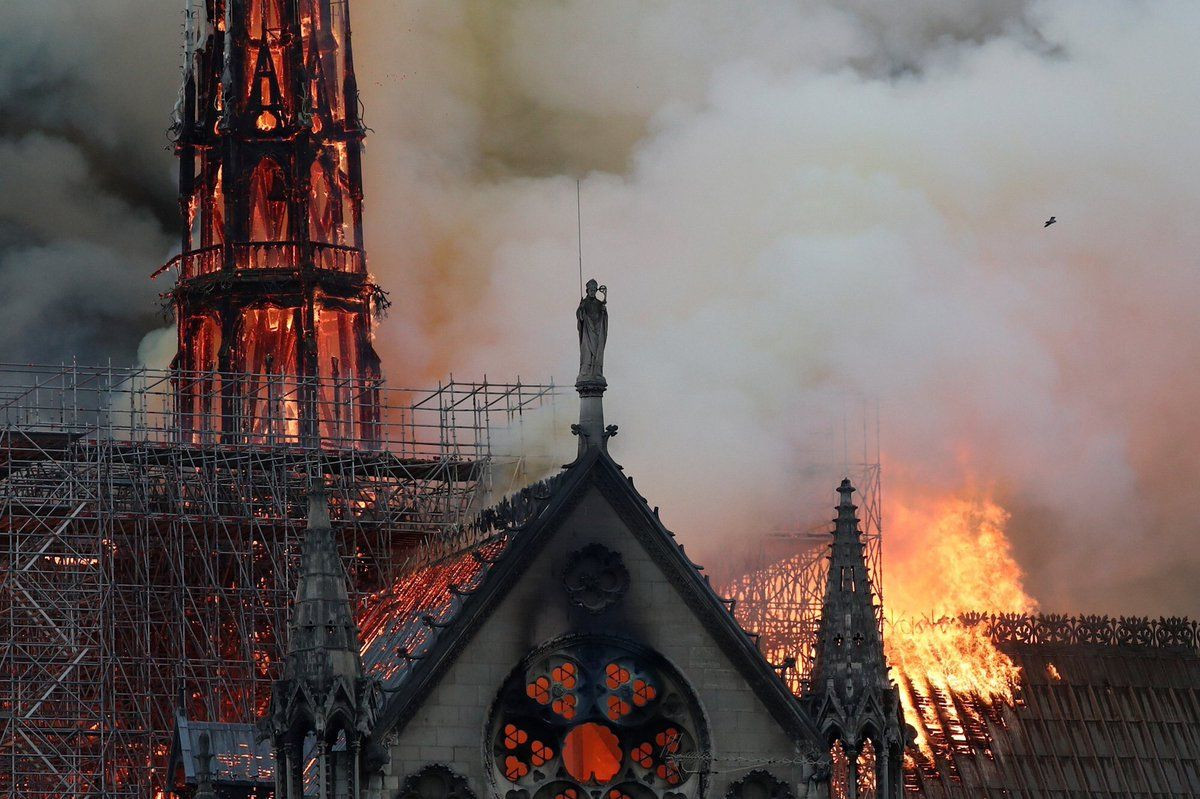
[883, 491, 1036, 757]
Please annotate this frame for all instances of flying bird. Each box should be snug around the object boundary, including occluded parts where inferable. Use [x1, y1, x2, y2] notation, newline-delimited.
[1044, 216, 1057, 227]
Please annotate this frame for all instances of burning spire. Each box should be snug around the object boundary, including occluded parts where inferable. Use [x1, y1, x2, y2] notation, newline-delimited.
[166, 0, 383, 445]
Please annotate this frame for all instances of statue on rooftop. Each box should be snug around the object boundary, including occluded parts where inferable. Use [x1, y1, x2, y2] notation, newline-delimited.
[576, 279, 608, 384]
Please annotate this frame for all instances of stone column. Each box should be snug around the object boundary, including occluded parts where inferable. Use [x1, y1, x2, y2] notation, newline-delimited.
[846, 745, 859, 799]
[576, 379, 606, 455]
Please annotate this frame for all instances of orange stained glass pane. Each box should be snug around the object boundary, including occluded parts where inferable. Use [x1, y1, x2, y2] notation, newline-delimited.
[609, 791, 632, 799]
[504, 756, 529, 781]
[552, 662, 578, 688]
[605, 663, 631, 689]
[607, 696, 632, 720]
[562, 722, 623, 785]
[554, 790, 578, 799]
[654, 729, 681, 753]
[527, 676, 552, 704]
[530, 740, 554, 767]
[631, 743, 654, 769]
[655, 763, 683, 785]
[552, 694, 577, 719]
[632, 680, 656, 706]
[504, 724, 528, 749]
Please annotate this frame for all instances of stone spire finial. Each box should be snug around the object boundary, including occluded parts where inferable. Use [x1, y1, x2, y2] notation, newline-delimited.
[285, 486, 360, 687]
[194, 731, 215, 799]
[811, 478, 887, 698]
[267, 485, 381, 799]
[808, 478, 906, 798]
[574, 279, 615, 455]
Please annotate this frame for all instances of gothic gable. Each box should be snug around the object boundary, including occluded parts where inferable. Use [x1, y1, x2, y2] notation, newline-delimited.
[362, 450, 821, 798]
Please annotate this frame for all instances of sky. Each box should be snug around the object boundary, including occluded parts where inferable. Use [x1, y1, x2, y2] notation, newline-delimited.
[1, 0, 1199, 617]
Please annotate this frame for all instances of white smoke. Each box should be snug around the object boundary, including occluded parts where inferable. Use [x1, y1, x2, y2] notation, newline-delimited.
[353, 0, 1200, 616]
[3, 0, 1199, 616]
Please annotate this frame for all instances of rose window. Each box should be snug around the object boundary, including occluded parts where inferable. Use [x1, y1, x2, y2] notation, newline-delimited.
[489, 637, 708, 799]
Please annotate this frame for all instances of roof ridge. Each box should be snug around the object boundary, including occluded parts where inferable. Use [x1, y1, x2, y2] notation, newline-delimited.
[391, 470, 571, 577]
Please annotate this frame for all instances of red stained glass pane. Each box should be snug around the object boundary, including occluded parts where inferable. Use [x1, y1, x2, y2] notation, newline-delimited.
[504, 755, 530, 781]
[632, 679, 656, 706]
[605, 663, 631, 689]
[562, 723, 623, 785]
[607, 695, 632, 720]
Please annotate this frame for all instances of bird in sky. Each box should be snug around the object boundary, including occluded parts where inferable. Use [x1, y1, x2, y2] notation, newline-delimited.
[1044, 216, 1057, 227]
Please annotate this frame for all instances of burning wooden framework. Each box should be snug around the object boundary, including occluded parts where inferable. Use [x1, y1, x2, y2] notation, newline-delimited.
[0, 362, 554, 798]
[898, 614, 1200, 796]
[162, 0, 382, 443]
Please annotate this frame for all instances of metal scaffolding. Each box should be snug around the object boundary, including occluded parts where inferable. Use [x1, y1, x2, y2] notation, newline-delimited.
[0, 363, 555, 798]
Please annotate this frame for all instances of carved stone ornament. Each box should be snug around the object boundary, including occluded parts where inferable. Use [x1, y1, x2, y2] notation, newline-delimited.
[725, 770, 794, 799]
[397, 764, 477, 799]
[562, 543, 630, 613]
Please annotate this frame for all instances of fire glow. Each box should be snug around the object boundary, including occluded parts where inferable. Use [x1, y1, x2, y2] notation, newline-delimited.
[883, 492, 1036, 759]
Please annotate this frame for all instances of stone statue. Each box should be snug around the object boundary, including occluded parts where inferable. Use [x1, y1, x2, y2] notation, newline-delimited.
[576, 279, 608, 383]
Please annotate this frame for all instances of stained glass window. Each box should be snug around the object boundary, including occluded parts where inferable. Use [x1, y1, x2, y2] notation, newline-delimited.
[489, 637, 707, 799]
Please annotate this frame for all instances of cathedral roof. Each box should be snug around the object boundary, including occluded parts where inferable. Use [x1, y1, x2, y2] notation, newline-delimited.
[359, 446, 819, 745]
[898, 615, 1200, 796]
[167, 711, 275, 790]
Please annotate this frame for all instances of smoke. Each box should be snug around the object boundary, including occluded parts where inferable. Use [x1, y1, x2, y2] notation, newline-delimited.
[353, 0, 1200, 616]
[0, 2, 177, 365]
[3, 1, 1199, 616]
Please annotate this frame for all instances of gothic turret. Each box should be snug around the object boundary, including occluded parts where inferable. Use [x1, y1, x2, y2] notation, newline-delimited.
[265, 488, 380, 799]
[808, 479, 905, 798]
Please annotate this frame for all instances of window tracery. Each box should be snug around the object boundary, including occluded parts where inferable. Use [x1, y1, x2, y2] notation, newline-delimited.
[490, 637, 707, 799]
[562, 544, 630, 613]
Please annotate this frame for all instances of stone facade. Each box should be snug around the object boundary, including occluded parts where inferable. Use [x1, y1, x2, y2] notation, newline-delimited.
[367, 484, 814, 799]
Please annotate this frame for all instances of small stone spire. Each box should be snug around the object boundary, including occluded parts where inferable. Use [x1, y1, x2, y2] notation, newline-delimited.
[808, 479, 906, 799]
[283, 488, 362, 688]
[574, 279, 615, 455]
[266, 486, 380, 799]
[811, 479, 888, 699]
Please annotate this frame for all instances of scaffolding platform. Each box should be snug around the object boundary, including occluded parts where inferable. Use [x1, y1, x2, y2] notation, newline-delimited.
[0, 363, 556, 798]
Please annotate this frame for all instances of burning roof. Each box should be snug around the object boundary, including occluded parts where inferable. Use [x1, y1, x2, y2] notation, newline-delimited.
[897, 614, 1200, 796]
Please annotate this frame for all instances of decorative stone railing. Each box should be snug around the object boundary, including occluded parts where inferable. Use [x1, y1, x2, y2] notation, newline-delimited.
[958, 612, 1200, 651]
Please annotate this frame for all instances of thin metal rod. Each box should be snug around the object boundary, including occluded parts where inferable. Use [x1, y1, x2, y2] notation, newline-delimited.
[576, 179, 584, 296]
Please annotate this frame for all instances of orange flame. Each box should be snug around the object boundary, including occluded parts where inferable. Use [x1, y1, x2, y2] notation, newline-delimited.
[883, 492, 1036, 756]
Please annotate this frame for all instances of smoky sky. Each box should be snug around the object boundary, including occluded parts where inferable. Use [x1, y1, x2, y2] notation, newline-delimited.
[3, 1, 1199, 618]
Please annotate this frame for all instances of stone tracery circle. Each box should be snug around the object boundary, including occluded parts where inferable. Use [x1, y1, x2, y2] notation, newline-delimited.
[487, 636, 708, 799]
